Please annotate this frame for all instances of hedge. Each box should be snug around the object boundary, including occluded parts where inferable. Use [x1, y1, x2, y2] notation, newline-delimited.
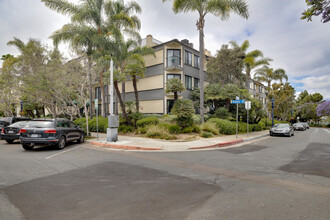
[136, 117, 159, 128]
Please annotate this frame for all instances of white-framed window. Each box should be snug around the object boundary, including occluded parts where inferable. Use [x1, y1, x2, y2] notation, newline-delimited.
[167, 74, 181, 81]
[194, 77, 199, 89]
[167, 49, 181, 67]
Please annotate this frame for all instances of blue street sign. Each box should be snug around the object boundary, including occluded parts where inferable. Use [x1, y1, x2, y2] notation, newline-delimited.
[231, 100, 245, 104]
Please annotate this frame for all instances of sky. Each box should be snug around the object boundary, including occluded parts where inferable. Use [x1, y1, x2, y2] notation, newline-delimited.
[1, 0, 329, 100]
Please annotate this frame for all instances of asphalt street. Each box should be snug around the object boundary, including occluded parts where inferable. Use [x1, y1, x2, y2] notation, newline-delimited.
[0, 127, 329, 220]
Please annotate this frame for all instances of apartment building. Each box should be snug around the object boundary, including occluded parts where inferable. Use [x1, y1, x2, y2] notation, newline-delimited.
[248, 79, 268, 108]
[93, 35, 209, 115]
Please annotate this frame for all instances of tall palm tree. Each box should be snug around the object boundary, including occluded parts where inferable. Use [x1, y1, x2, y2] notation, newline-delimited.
[229, 40, 271, 89]
[254, 65, 288, 94]
[163, 0, 249, 122]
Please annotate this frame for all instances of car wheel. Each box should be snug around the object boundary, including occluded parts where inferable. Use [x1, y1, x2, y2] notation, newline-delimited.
[6, 140, 14, 144]
[270, 133, 273, 136]
[22, 144, 34, 151]
[57, 136, 66, 150]
[77, 133, 84, 144]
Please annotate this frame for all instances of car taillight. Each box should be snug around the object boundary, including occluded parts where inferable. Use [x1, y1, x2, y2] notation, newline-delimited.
[19, 129, 26, 134]
[44, 129, 57, 134]
[1, 128, 4, 134]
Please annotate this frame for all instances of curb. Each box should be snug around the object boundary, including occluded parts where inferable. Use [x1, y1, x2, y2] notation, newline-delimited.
[243, 134, 269, 142]
[188, 139, 243, 150]
[88, 141, 162, 151]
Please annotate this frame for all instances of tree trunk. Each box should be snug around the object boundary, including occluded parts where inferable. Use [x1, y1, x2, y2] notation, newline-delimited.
[174, 92, 178, 101]
[114, 81, 130, 125]
[246, 70, 250, 90]
[88, 56, 93, 119]
[226, 98, 230, 110]
[199, 26, 205, 122]
[132, 76, 139, 112]
[99, 70, 105, 117]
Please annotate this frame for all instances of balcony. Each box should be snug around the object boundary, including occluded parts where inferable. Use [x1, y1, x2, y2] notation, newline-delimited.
[166, 56, 182, 71]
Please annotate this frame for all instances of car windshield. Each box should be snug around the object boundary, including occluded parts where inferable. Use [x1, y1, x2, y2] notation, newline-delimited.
[274, 124, 289, 128]
[26, 121, 53, 128]
[8, 121, 28, 127]
[296, 123, 303, 126]
[0, 118, 11, 123]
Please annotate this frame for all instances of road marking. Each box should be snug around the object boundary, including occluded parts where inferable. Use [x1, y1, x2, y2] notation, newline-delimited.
[323, 129, 330, 134]
[46, 146, 80, 159]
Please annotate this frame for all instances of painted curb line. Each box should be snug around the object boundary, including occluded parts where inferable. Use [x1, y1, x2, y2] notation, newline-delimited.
[188, 139, 244, 150]
[88, 141, 162, 151]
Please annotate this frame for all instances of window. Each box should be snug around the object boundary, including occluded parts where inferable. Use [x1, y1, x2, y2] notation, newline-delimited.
[185, 75, 192, 90]
[259, 86, 262, 93]
[250, 81, 253, 89]
[253, 84, 256, 90]
[184, 50, 192, 65]
[95, 87, 101, 99]
[167, 74, 181, 81]
[194, 77, 199, 89]
[167, 49, 181, 67]
[194, 55, 199, 68]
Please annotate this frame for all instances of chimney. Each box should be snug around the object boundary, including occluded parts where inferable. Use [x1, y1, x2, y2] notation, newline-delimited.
[181, 39, 189, 45]
[146, 34, 154, 47]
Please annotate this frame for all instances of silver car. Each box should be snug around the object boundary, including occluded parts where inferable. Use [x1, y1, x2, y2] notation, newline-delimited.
[270, 123, 294, 137]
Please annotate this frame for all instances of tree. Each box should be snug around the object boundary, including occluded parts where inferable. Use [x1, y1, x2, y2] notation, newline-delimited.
[268, 82, 295, 121]
[317, 100, 330, 116]
[163, 0, 249, 122]
[229, 40, 271, 90]
[207, 44, 245, 87]
[171, 98, 195, 128]
[165, 78, 185, 101]
[254, 65, 288, 94]
[301, 0, 330, 23]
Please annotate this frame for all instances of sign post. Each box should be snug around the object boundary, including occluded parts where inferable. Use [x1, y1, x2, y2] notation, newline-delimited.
[95, 99, 98, 140]
[231, 99, 245, 139]
[271, 98, 275, 127]
[245, 101, 251, 137]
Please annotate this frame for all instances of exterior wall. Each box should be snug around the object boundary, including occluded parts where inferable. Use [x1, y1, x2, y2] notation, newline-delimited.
[118, 75, 163, 93]
[144, 49, 163, 67]
[139, 100, 163, 113]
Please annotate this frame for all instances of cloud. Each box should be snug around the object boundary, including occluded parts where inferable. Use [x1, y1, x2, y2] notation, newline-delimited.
[293, 75, 330, 100]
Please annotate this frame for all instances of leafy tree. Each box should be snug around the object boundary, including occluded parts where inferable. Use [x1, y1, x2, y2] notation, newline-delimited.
[316, 100, 330, 116]
[163, 0, 249, 122]
[207, 44, 245, 87]
[268, 82, 295, 121]
[301, 0, 330, 23]
[165, 78, 185, 101]
[229, 40, 271, 90]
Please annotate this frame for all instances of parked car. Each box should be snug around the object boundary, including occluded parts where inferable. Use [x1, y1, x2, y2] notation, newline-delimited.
[293, 123, 306, 131]
[19, 118, 84, 151]
[269, 123, 294, 137]
[301, 122, 310, 129]
[0, 117, 31, 130]
[1, 121, 30, 144]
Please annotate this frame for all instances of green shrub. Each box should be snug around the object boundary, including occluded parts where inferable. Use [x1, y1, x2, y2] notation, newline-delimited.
[176, 116, 194, 128]
[118, 125, 133, 133]
[74, 117, 86, 127]
[136, 117, 159, 128]
[168, 124, 181, 134]
[136, 127, 147, 134]
[200, 122, 219, 135]
[208, 118, 236, 135]
[215, 107, 231, 119]
[252, 123, 262, 131]
[258, 121, 266, 130]
[160, 114, 177, 124]
[88, 117, 108, 133]
[146, 125, 177, 140]
[182, 125, 200, 133]
[201, 132, 214, 138]
[171, 99, 195, 118]
[192, 115, 202, 125]
[326, 123, 330, 128]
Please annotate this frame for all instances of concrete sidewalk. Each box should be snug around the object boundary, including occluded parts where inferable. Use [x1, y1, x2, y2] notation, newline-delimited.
[87, 130, 270, 151]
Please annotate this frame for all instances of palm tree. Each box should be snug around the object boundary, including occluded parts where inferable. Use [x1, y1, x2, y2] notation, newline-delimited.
[254, 65, 288, 94]
[165, 78, 185, 101]
[163, 0, 249, 122]
[229, 40, 271, 89]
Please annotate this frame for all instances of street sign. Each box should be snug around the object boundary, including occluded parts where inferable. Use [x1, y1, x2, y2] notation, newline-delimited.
[95, 99, 98, 109]
[245, 101, 251, 110]
[231, 100, 245, 104]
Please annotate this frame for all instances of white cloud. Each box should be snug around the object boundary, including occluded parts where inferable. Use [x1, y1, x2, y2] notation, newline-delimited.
[0, 0, 329, 99]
